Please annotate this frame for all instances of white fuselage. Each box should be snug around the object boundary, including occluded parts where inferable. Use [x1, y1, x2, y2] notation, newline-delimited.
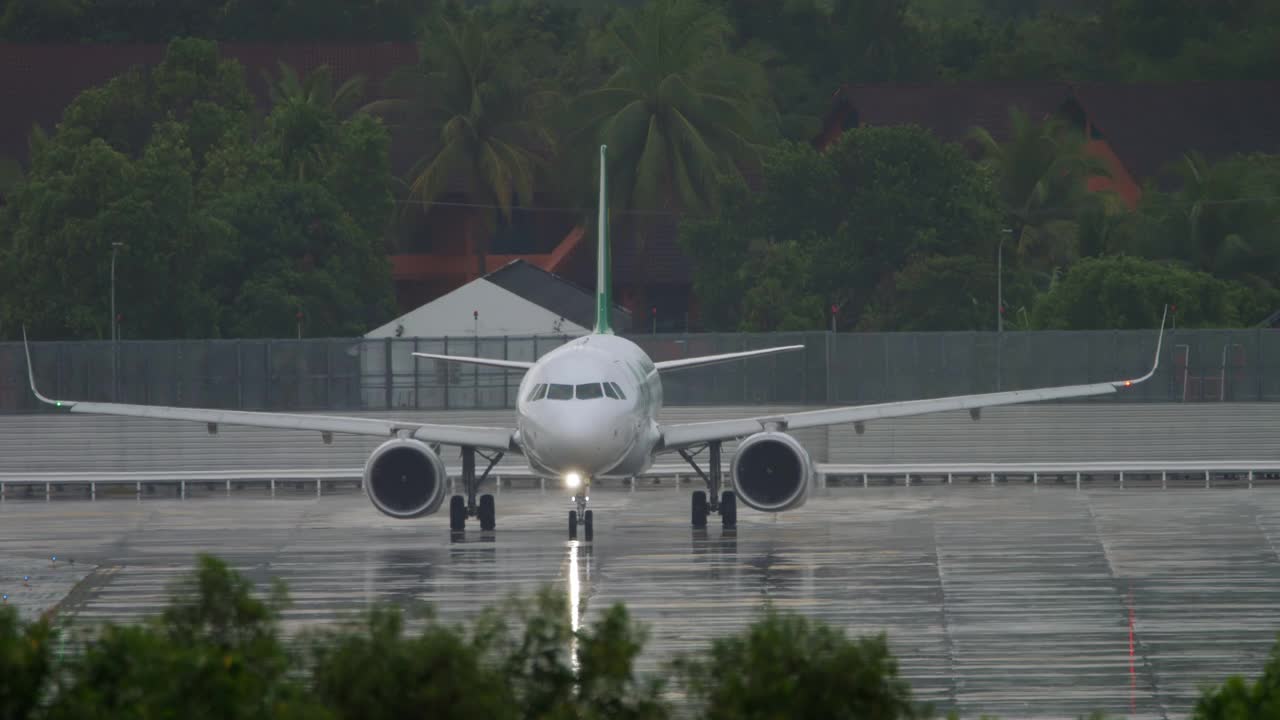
[515, 334, 662, 481]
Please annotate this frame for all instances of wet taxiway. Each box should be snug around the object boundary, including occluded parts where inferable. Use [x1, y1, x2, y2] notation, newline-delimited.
[4, 484, 1280, 720]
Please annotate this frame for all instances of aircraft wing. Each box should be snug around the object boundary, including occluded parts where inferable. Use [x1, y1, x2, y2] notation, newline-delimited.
[653, 345, 804, 371]
[412, 352, 534, 371]
[23, 331, 518, 452]
[658, 309, 1167, 451]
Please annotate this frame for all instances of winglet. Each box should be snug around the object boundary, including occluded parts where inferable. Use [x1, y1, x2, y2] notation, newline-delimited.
[22, 327, 66, 408]
[1113, 304, 1167, 389]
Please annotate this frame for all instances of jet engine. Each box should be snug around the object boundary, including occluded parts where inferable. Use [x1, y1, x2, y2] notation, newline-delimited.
[729, 431, 814, 512]
[363, 438, 448, 519]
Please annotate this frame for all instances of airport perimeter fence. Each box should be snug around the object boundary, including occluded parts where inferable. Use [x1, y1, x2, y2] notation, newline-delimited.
[2, 328, 1279, 413]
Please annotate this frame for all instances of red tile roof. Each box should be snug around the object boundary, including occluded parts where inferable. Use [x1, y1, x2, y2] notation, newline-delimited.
[1072, 81, 1280, 183]
[826, 82, 1071, 146]
[822, 81, 1280, 185]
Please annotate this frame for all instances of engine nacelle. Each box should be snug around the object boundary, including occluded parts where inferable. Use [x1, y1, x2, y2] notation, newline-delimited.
[363, 438, 447, 519]
[730, 431, 814, 513]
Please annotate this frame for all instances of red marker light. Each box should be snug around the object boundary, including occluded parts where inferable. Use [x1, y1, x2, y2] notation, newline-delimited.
[1124, 381, 1133, 387]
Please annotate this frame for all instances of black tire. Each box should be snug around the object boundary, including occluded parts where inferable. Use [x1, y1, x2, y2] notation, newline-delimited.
[720, 491, 737, 529]
[569, 510, 578, 539]
[449, 495, 466, 531]
[691, 490, 708, 527]
[479, 494, 496, 531]
[584, 510, 594, 541]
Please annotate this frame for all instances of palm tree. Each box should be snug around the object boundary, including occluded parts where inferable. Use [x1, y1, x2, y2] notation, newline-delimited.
[263, 62, 367, 118]
[564, 0, 771, 214]
[260, 63, 369, 182]
[970, 107, 1114, 278]
[1165, 151, 1280, 288]
[363, 12, 557, 277]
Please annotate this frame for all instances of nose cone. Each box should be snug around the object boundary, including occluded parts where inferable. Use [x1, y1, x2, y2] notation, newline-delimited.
[527, 403, 633, 478]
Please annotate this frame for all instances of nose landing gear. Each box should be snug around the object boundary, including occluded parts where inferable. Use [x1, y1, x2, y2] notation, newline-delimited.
[678, 441, 737, 530]
[568, 486, 594, 541]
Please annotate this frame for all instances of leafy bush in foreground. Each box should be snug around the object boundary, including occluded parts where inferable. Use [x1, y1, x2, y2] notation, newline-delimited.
[3, 554, 1280, 719]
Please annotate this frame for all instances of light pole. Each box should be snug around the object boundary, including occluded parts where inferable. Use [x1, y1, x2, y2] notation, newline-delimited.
[110, 242, 125, 401]
[998, 229, 1012, 332]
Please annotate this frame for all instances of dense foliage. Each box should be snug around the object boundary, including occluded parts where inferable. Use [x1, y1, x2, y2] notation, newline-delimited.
[681, 129, 1006, 332]
[0, 555, 936, 720]
[3, 553, 1280, 718]
[0, 38, 395, 339]
[1, 0, 1278, 337]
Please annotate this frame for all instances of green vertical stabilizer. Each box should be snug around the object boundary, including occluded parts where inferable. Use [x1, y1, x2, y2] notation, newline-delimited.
[594, 144, 613, 334]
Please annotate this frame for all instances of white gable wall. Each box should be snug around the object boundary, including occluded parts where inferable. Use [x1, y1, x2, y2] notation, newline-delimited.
[360, 279, 588, 408]
[365, 279, 592, 339]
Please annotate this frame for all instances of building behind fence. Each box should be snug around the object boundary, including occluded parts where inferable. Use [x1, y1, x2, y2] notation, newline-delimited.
[2, 329, 1278, 413]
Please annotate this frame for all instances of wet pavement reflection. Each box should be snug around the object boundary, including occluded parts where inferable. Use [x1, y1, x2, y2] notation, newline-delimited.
[5, 484, 1280, 718]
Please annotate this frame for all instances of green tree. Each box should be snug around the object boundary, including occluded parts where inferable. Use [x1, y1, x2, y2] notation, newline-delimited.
[1029, 255, 1274, 329]
[1194, 634, 1280, 719]
[0, 153, 23, 200]
[821, 125, 1005, 321]
[264, 62, 367, 119]
[0, 605, 52, 720]
[46, 555, 327, 720]
[565, 0, 771, 213]
[0, 0, 426, 42]
[309, 605, 516, 720]
[682, 129, 1004, 331]
[365, 10, 557, 276]
[673, 606, 934, 720]
[0, 38, 395, 340]
[858, 254, 1000, 331]
[970, 107, 1114, 284]
[1135, 153, 1280, 292]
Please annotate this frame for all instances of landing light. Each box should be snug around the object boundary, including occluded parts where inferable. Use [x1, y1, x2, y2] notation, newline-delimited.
[564, 472, 582, 489]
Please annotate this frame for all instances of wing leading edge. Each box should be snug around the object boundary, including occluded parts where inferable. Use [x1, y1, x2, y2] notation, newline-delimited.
[659, 306, 1168, 451]
[653, 345, 804, 372]
[23, 330, 518, 452]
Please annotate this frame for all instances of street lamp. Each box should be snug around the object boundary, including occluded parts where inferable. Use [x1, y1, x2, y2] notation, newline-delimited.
[110, 242, 125, 401]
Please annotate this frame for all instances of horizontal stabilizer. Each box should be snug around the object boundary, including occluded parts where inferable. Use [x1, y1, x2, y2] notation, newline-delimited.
[654, 345, 804, 372]
[411, 352, 534, 371]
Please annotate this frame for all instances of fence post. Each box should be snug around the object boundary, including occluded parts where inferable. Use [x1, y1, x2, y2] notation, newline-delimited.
[236, 340, 244, 409]
[444, 337, 450, 410]
[264, 341, 272, 409]
[504, 336, 510, 408]
[825, 332, 833, 405]
[384, 337, 392, 410]
[414, 337, 421, 409]
[1258, 327, 1264, 401]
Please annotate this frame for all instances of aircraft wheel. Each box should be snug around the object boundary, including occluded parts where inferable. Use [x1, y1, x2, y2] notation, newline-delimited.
[720, 491, 737, 529]
[479, 494, 496, 531]
[584, 510, 594, 541]
[569, 510, 578, 539]
[449, 496, 466, 531]
[691, 491, 708, 528]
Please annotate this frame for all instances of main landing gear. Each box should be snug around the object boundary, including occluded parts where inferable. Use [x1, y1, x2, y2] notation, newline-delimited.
[568, 489, 594, 542]
[449, 446, 505, 532]
[678, 441, 737, 529]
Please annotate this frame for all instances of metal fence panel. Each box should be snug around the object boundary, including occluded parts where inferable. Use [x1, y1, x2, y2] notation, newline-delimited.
[5, 328, 1279, 413]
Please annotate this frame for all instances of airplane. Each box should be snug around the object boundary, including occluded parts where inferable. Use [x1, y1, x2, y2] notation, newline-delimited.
[23, 145, 1167, 542]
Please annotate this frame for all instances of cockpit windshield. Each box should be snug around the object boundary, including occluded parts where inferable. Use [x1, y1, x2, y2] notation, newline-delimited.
[528, 381, 626, 401]
[545, 384, 573, 400]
